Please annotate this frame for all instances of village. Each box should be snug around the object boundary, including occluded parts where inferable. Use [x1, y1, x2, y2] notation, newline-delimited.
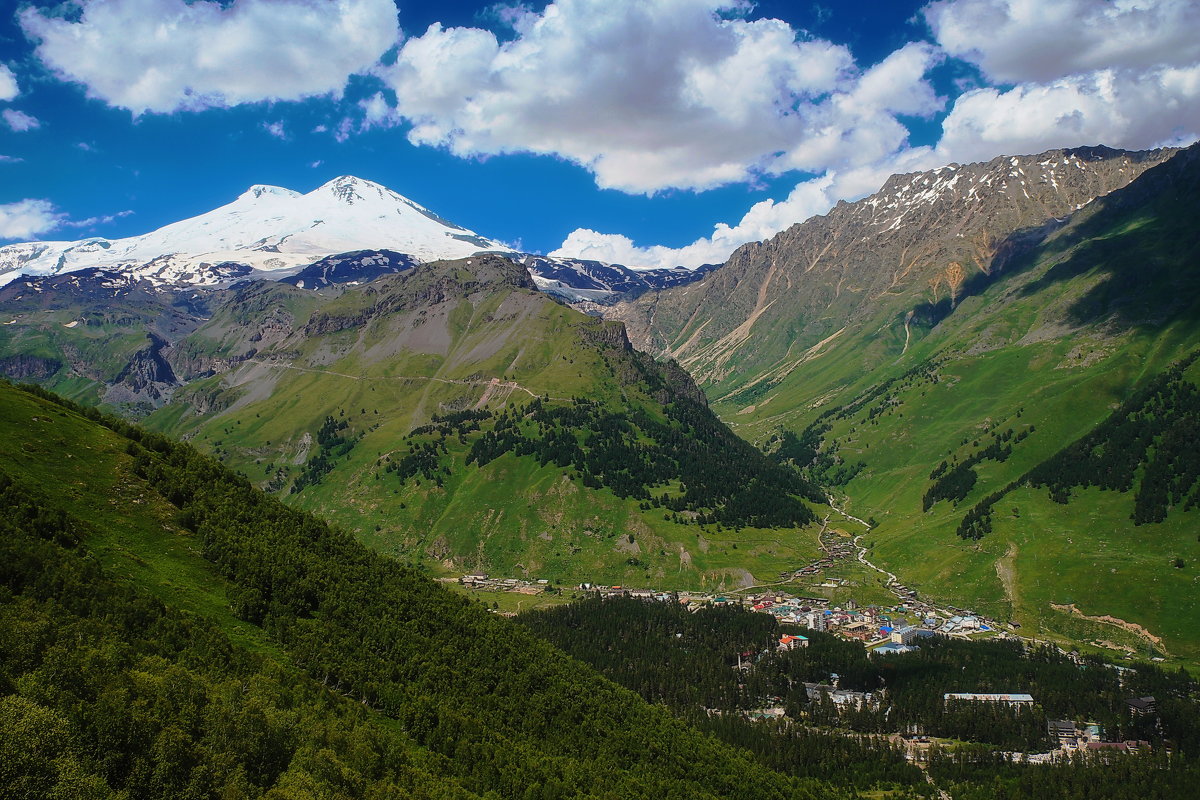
[453, 516, 1008, 654]
[450, 548, 1166, 766]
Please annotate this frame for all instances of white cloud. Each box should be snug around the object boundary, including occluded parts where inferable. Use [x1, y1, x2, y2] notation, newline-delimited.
[263, 120, 286, 139]
[926, 0, 1200, 164]
[0, 155, 24, 164]
[2, 109, 40, 132]
[934, 66, 1200, 164]
[0, 64, 18, 101]
[63, 209, 135, 229]
[19, 0, 400, 114]
[0, 199, 66, 240]
[359, 91, 401, 131]
[926, 0, 1200, 84]
[377, 0, 941, 193]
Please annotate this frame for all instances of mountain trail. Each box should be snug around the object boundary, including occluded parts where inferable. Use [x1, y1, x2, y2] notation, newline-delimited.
[243, 358, 564, 401]
[1050, 603, 1166, 653]
[996, 541, 1018, 610]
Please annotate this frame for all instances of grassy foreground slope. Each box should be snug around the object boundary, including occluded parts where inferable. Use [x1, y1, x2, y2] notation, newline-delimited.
[731, 145, 1200, 665]
[144, 256, 823, 589]
[0, 381, 845, 800]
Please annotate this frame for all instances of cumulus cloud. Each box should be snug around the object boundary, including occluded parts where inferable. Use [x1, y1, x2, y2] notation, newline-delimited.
[263, 120, 286, 139]
[2, 109, 40, 132]
[0, 199, 67, 240]
[927, 0, 1199, 163]
[0, 64, 18, 101]
[359, 91, 401, 131]
[377, 0, 941, 193]
[935, 66, 1200, 164]
[552, 147, 942, 268]
[19, 0, 399, 114]
[926, 0, 1200, 84]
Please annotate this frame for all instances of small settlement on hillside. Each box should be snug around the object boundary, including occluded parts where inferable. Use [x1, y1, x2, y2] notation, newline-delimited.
[453, 573, 1163, 763]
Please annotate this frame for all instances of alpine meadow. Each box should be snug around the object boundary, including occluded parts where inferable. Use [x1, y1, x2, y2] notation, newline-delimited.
[2, 1, 1200, 798]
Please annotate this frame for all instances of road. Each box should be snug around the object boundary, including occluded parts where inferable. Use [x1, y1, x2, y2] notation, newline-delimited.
[826, 495, 899, 587]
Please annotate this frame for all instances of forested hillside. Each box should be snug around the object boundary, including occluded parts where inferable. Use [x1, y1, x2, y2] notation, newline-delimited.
[0, 381, 844, 800]
[523, 596, 1200, 800]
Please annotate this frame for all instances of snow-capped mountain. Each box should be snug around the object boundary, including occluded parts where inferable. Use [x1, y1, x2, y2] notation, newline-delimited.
[522, 255, 719, 304]
[0, 176, 515, 288]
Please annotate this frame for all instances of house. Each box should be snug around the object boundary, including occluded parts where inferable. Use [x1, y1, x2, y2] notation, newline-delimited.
[1126, 696, 1157, 716]
[944, 693, 1035, 708]
[778, 634, 809, 651]
[891, 625, 920, 645]
[874, 642, 918, 655]
[1049, 720, 1079, 748]
[803, 682, 876, 710]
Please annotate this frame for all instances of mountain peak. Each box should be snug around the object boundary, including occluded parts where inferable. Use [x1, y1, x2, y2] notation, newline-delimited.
[239, 184, 301, 202]
[315, 175, 396, 206]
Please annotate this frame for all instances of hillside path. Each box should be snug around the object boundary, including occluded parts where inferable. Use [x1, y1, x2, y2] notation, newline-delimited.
[826, 495, 899, 587]
[242, 358, 567, 400]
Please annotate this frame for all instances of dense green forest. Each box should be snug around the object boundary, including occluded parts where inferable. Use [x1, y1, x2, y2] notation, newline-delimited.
[0, 382, 844, 800]
[956, 352, 1200, 539]
[379, 393, 821, 529]
[0, 469, 482, 799]
[6, 377, 1200, 799]
[1026, 354, 1200, 524]
[522, 596, 1200, 798]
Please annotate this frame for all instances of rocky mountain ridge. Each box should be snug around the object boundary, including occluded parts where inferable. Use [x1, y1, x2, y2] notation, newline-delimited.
[606, 145, 1178, 389]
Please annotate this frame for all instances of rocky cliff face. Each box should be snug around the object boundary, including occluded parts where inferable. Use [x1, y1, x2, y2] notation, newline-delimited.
[606, 146, 1177, 388]
[0, 354, 62, 380]
[302, 255, 537, 337]
[104, 334, 180, 407]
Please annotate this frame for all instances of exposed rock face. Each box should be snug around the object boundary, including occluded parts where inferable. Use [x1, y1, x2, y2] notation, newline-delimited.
[0, 354, 62, 380]
[606, 146, 1177, 387]
[579, 318, 633, 351]
[105, 334, 179, 407]
[522, 255, 718, 305]
[302, 255, 536, 336]
[279, 249, 421, 290]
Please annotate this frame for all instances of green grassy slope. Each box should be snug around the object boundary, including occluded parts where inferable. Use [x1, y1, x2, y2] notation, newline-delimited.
[722, 145, 1200, 666]
[0, 381, 848, 799]
[142, 256, 824, 589]
[0, 275, 208, 406]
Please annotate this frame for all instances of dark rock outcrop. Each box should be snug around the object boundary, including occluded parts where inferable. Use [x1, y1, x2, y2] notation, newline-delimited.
[0, 354, 62, 380]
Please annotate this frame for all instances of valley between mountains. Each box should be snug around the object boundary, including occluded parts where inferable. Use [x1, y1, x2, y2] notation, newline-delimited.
[2, 145, 1199, 672]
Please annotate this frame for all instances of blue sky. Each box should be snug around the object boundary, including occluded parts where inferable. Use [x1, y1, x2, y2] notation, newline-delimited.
[0, 0, 1197, 267]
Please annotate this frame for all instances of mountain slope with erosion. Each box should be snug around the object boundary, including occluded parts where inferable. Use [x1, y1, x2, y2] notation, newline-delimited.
[130, 254, 823, 589]
[607, 146, 1175, 400]
[724, 144, 1200, 665]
